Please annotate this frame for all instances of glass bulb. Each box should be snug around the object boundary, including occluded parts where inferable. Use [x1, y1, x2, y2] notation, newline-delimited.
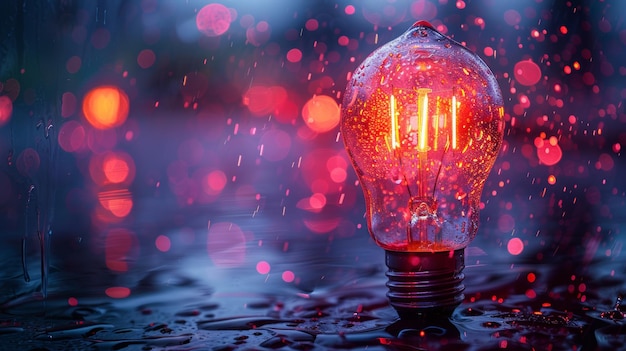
[341, 21, 504, 316]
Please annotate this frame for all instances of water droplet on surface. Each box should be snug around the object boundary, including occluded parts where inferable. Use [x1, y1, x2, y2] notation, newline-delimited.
[460, 307, 484, 316]
[481, 321, 501, 328]
[599, 310, 624, 320]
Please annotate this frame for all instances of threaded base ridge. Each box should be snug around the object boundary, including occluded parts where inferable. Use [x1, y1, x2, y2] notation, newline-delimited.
[385, 249, 465, 318]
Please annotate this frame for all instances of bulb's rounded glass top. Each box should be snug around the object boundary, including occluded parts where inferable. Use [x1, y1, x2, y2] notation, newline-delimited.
[341, 21, 504, 252]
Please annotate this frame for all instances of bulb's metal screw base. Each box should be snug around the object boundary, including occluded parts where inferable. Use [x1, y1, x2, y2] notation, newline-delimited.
[385, 249, 465, 319]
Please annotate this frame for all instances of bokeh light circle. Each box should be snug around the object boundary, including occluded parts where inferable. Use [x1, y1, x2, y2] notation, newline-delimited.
[155, 235, 171, 252]
[105, 286, 131, 299]
[0, 95, 13, 126]
[507, 238, 525, 256]
[82, 86, 129, 130]
[513, 60, 542, 86]
[282, 271, 295, 283]
[196, 3, 232, 37]
[256, 261, 271, 275]
[301, 95, 340, 133]
[137, 49, 156, 68]
[203, 170, 227, 196]
[536, 141, 563, 166]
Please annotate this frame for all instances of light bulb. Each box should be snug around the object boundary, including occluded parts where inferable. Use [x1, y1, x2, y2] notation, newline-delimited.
[340, 21, 504, 317]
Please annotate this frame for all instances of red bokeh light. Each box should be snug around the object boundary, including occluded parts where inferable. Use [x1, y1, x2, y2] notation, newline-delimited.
[513, 60, 542, 86]
[196, 3, 232, 37]
[202, 170, 227, 196]
[243, 85, 288, 116]
[282, 271, 295, 283]
[536, 137, 563, 166]
[286, 48, 303, 63]
[105, 228, 138, 272]
[90, 151, 136, 186]
[103, 154, 131, 184]
[82, 86, 130, 130]
[300, 149, 348, 195]
[256, 261, 271, 275]
[525, 289, 537, 299]
[0, 95, 13, 126]
[98, 189, 134, 219]
[305, 19, 319, 31]
[105, 286, 131, 299]
[308, 193, 327, 210]
[155, 235, 171, 252]
[137, 49, 156, 69]
[507, 238, 525, 256]
[410, 0, 437, 20]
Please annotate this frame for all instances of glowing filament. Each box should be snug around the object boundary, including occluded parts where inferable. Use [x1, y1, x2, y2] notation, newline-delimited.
[452, 95, 457, 149]
[417, 88, 431, 152]
[389, 90, 458, 152]
[390, 94, 399, 149]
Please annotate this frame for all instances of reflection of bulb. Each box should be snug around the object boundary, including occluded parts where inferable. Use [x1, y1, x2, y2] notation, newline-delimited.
[341, 21, 504, 317]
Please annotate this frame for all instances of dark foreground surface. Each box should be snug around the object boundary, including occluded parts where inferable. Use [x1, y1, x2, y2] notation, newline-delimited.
[1, 239, 625, 351]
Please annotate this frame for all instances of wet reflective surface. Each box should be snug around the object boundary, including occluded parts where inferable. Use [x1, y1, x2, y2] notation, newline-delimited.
[2, 235, 626, 350]
[1, 0, 626, 350]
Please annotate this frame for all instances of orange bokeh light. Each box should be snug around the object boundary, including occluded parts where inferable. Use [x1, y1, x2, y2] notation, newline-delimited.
[107, 197, 134, 218]
[82, 86, 129, 129]
[513, 60, 542, 86]
[243, 85, 287, 116]
[302, 95, 340, 133]
[98, 189, 134, 218]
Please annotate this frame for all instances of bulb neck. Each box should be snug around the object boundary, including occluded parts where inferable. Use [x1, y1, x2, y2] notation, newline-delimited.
[385, 249, 465, 319]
